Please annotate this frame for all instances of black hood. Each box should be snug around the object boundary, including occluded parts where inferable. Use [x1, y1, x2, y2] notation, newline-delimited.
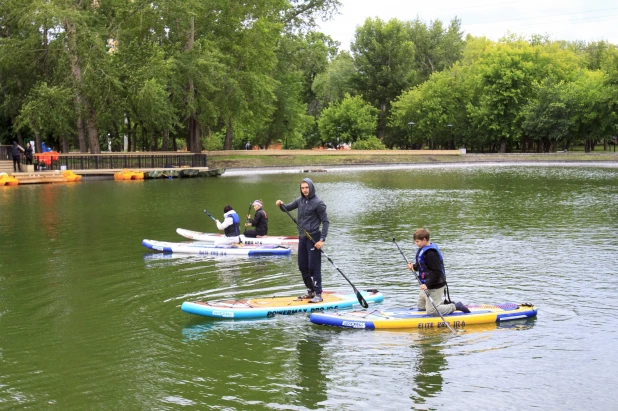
[300, 178, 316, 199]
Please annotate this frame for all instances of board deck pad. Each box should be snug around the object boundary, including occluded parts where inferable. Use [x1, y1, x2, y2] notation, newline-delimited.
[181, 290, 384, 319]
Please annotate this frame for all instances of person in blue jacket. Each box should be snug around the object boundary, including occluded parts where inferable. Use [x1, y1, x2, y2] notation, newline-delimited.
[276, 178, 329, 303]
[214, 205, 241, 246]
[407, 228, 470, 316]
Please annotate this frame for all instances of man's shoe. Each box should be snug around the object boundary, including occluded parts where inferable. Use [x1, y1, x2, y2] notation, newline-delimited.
[308, 294, 323, 303]
[297, 291, 315, 300]
[454, 301, 471, 313]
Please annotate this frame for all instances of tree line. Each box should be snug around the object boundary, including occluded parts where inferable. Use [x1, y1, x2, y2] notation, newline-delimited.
[1, 1, 617, 153]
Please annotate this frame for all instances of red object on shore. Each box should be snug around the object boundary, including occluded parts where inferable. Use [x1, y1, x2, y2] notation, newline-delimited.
[35, 151, 60, 166]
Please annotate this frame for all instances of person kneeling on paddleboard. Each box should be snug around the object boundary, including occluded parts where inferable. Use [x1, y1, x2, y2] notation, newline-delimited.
[214, 205, 241, 246]
[244, 200, 268, 238]
[276, 178, 329, 303]
[408, 228, 470, 316]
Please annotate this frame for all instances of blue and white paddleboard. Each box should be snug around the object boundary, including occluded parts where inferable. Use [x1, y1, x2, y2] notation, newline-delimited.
[181, 290, 384, 319]
[142, 239, 292, 256]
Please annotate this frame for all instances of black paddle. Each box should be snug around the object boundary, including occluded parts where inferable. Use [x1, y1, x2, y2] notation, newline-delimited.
[392, 238, 459, 334]
[245, 202, 253, 228]
[203, 209, 216, 222]
[280, 204, 369, 309]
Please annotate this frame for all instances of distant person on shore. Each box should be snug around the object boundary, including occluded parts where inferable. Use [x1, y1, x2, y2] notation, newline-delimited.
[244, 200, 268, 238]
[276, 178, 329, 303]
[245, 141, 250, 150]
[25, 143, 33, 165]
[408, 228, 470, 316]
[11, 141, 24, 172]
[214, 205, 241, 246]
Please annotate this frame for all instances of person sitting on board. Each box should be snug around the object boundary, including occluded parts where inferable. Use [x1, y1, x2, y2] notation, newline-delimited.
[244, 199, 268, 238]
[276, 178, 329, 303]
[214, 205, 241, 246]
[407, 228, 470, 316]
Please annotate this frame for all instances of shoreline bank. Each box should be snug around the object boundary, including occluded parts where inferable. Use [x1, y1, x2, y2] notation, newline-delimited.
[207, 151, 618, 173]
[222, 161, 618, 176]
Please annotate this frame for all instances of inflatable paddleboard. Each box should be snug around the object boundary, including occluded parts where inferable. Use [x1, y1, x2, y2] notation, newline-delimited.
[310, 303, 537, 330]
[142, 239, 292, 256]
[176, 228, 299, 246]
[181, 290, 384, 319]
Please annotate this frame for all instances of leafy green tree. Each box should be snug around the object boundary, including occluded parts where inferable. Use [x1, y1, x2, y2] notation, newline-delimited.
[568, 70, 615, 152]
[353, 136, 386, 150]
[408, 17, 466, 84]
[312, 51, 356, 109]
[351, 18, 416, 139]
[14, 82, 75, 152]
[466, 39, 580, 152]
[0, 0, 46, 147]
[521, 79, 571, 152]
[317, 94, 378, 145]
[388, 67, 469, 149]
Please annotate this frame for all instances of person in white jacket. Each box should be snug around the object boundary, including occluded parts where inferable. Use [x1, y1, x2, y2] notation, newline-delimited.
[214, 205, 241, 246]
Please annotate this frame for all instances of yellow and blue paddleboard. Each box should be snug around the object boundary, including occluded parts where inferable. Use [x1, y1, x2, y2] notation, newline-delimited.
[310, 303, 537, 330]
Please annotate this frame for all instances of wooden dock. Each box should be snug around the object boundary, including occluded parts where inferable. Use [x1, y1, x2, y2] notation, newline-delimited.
[8, 167, 224, 185]
[12, 173, 68, 184]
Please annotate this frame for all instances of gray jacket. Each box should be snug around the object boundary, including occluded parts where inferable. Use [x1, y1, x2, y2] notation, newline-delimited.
[281, 178, 329, 241]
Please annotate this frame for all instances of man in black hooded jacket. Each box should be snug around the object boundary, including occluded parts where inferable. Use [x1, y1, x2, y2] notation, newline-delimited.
[276, 178, 329, 303]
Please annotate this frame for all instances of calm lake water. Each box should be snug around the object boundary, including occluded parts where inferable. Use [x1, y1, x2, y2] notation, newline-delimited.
[1, 164, 617, 410]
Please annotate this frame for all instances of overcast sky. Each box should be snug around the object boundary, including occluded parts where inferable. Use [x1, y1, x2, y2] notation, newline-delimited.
[318, 0, 618, 50]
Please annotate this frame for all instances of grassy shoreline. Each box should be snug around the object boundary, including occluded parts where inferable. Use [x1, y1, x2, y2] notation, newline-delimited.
[207, 152, 618, 170]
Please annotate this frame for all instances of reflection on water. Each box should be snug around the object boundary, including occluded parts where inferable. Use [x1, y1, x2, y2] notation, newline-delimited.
[1, 166, 617, 409]
[296, 332, 329, 409]
[412, 335, 447, 403]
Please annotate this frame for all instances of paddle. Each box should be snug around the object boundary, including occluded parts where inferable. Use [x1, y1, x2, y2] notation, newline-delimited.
[392, 238, 459, 334]
[203, 209, 216, 222]
[280, 204, 369, 309]
[245, 202, 253, 227]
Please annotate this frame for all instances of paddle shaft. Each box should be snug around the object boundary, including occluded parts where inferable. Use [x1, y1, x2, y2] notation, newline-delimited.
[203, 209, 217, 222]
[246, 203, 253, 225]
[280, 204, 369, 309]
[392, 238, 458, 334]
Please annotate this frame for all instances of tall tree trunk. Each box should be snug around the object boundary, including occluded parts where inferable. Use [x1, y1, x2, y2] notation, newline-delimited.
[499, 137, 506, 153]
[162, 130, 169, 151]
[126, 114, 132, 152]
[112, 121, 120, 152]
[140, 122, 146, 151]
[85, 105, 100, 154]
[224, 117, 233, 150]
[378, 101, 386, 139]
[64, 19, 88, 152]
[73, 95, 87, 152]
[188, 117, 201, 152]
[151, 130, 158, 151]
[132, 124, 138, 151]
[185, 16, 201, 153]
[32, 129, 41, 152]
[61, 133, 69, 153]
[42, 24, 49, 78]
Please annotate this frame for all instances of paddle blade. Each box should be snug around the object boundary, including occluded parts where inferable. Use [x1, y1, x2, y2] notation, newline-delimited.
[356, 291, 369, 308]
